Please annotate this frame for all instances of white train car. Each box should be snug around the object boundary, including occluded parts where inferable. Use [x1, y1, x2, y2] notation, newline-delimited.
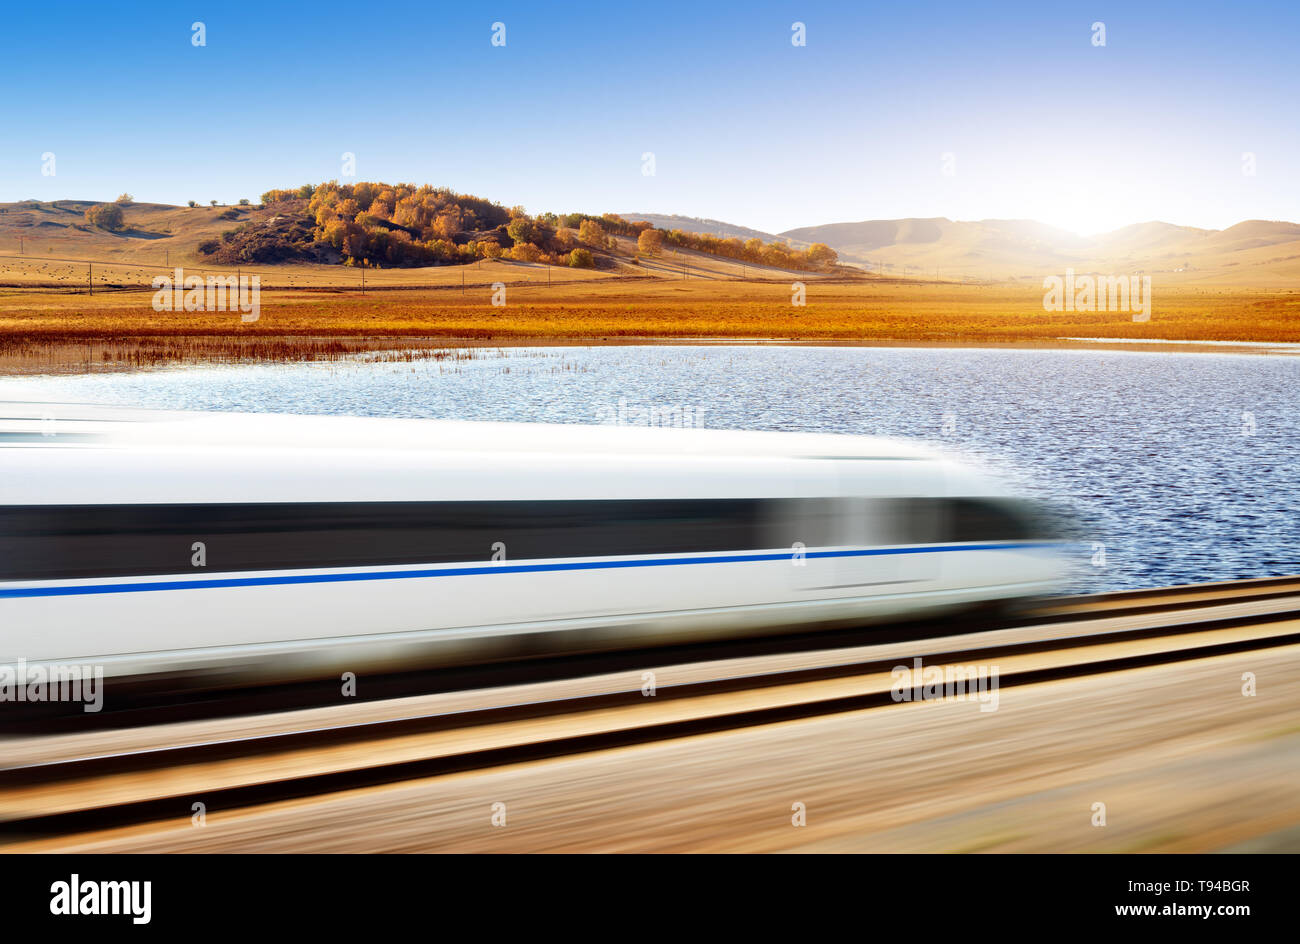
[0, 405, 1065, 686]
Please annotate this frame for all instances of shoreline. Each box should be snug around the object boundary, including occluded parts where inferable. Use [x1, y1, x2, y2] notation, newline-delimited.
[2, 334, 1298, 378]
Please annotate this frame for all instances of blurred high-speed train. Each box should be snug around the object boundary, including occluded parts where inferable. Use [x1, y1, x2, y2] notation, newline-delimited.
[0, 404, 1066, 687]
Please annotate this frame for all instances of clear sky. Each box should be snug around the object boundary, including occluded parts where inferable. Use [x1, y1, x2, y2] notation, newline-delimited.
[3, 0, 1297, 236]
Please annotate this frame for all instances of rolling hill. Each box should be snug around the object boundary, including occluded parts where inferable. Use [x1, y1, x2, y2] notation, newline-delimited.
[0, 199, 272, 263]
[779, 216, 1300, 286]
[3, 194, 1299, 288]
[0, 197, 838, 290]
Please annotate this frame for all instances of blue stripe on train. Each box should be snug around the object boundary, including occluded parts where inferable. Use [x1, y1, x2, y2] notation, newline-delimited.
[0, 542, 1049, 599]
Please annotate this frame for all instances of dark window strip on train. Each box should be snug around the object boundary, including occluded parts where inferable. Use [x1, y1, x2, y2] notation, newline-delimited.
[0, 498, 1044, 581]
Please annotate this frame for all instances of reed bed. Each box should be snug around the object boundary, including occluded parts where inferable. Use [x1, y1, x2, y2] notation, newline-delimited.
[0, 336, 486, 374]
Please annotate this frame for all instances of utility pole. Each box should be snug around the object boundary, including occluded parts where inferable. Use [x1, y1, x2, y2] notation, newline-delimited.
[461, 267, 465, 295]
[88, 262, 92, 295]
[361, 259, 365, 295]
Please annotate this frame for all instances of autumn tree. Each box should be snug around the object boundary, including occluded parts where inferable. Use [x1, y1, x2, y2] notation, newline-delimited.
[341, 228, 367, 260]
[434, 207, 463, 240]
[578, 220, 609, 249]
[505, 217, 539, 246]
[261, 185, 313, 204]
[805, 242, 837, 266]
[510, 242, 543, 263]
[636, 228, 664, 255]
[84, 203, 125, 231]
[568, 248, 594, 268]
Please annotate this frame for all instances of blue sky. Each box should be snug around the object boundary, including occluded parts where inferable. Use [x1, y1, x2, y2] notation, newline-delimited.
[2, 0, 1297, 235]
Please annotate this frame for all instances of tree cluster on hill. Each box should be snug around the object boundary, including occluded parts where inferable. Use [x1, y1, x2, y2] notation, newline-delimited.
[257, 181, 513, 267]
[655, 224, 835, 270]
[548, 211, 837, 271]
[254, 182, 595, 268]
[205, 181, 840, 272]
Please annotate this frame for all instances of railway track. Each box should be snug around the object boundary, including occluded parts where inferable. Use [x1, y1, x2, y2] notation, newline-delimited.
[1032, 573, 1300, 620]
[2, 574, 1299, 843]
[15, 572, 1300, 737]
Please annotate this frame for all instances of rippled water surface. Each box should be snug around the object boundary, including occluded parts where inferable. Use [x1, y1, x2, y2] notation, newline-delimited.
[5, 345, 1298, 594]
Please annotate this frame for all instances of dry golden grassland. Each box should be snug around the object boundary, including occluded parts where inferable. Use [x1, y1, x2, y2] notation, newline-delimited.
[0, 263, 1297, 371]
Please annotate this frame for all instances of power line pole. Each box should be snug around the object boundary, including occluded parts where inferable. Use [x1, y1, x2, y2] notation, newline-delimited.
[88, 262, 92, 295]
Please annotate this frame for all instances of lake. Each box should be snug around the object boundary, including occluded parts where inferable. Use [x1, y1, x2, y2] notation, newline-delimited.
[4, 344, 1298, 595]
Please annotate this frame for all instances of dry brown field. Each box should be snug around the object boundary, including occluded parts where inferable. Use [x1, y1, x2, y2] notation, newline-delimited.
[0, 250, 1296, 372]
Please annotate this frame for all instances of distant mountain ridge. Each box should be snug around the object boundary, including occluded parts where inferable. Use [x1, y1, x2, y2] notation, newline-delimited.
[775, 216, 1300, 285]
[618, 213, 812, 249]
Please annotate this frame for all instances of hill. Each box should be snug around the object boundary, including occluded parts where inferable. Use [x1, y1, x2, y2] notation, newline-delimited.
[0, 187, 842, 278]
[0, 199, 268, 266]
[616, 213, 809, 248]
[780, 216, 1300, 286]
[3, 190, 1298, 288]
